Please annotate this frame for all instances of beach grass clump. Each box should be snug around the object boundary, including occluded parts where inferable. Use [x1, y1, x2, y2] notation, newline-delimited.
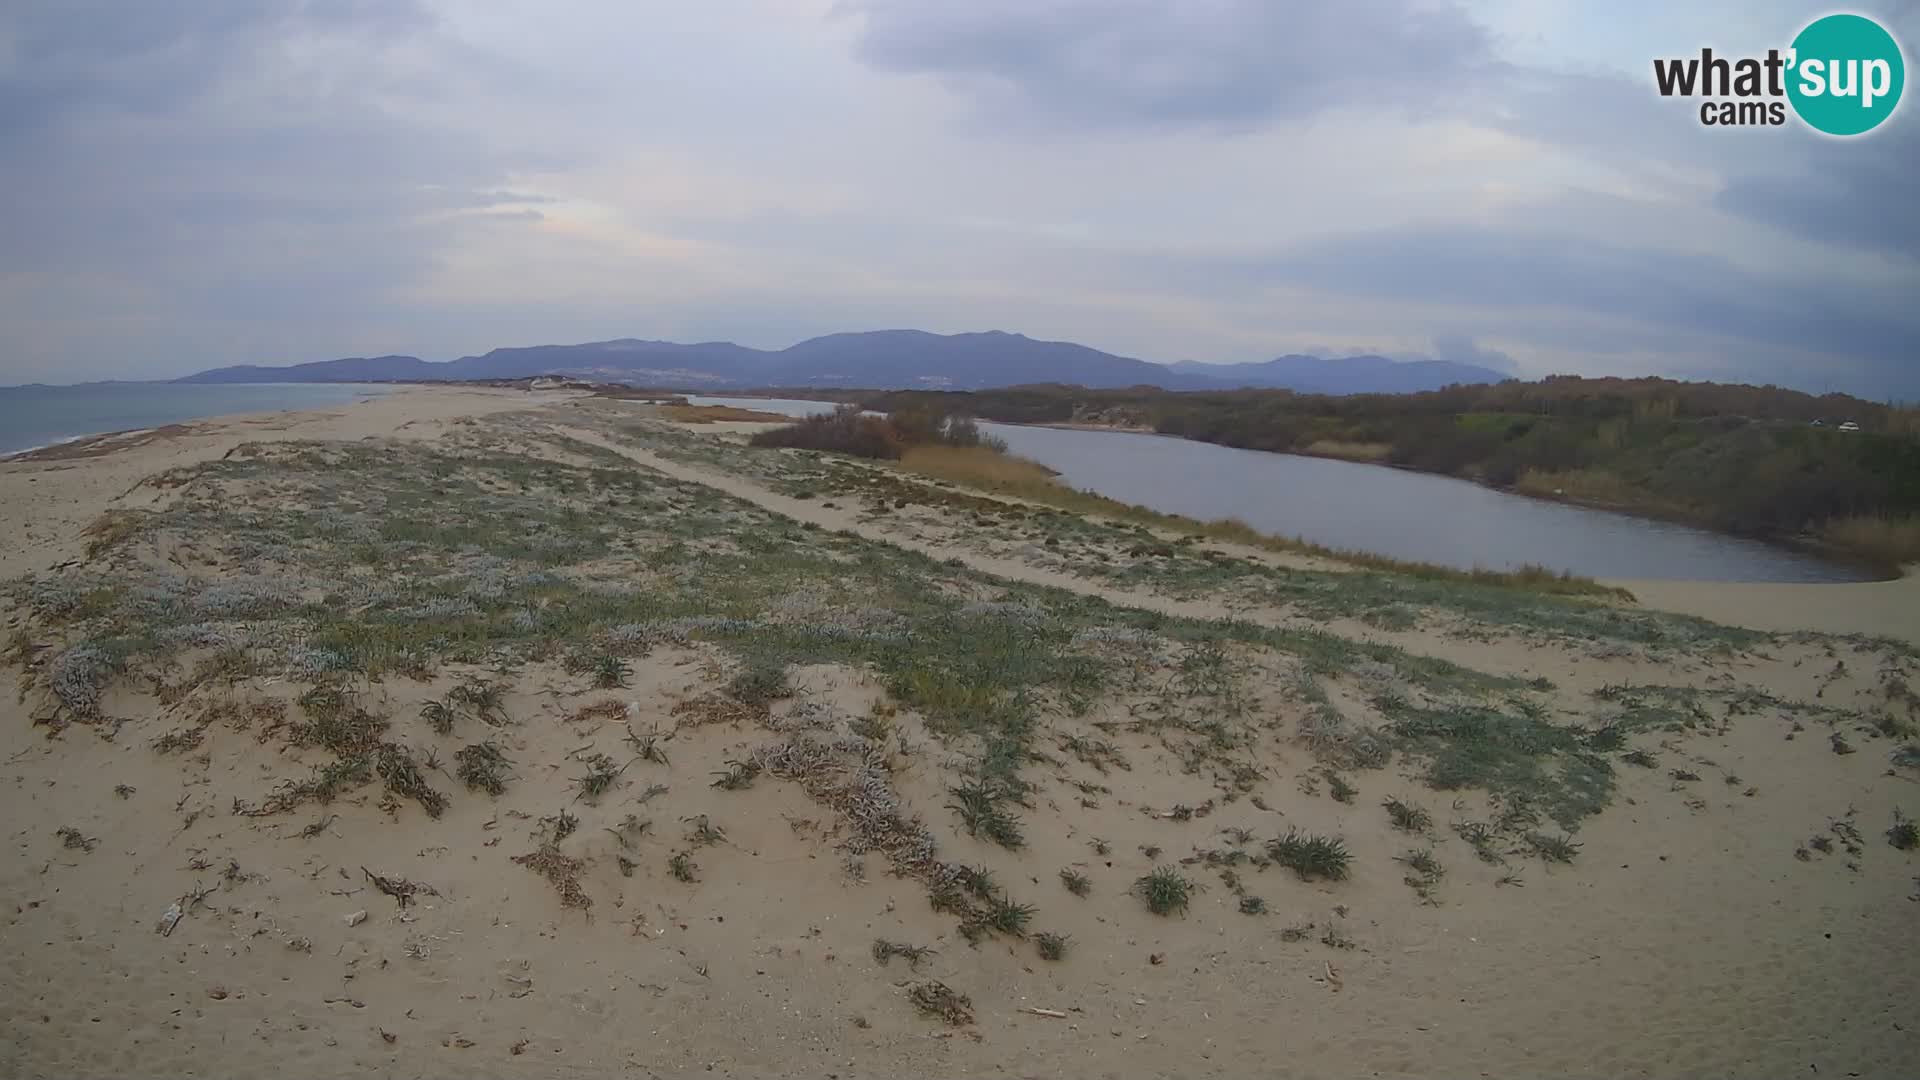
[1398, 848, 1444, 878]
[1267, 831, 1352, 881]
[727, 662, 792, 705]
[1525, 832, 1582, 863]
[1325, 772, 1358, 804]
[946, 779, 1025, 849]
[955, 864, 998, 899]
[293, 694, 389, 756]
[668, 850, 699, 882]
[374, 743, 448, 817]
[907, 980, 974, 1026]
[574, 752, 625, 803]
[1888, 810, 1918, 851]
[1383, 796, 1431, 833]
[1034, 931, 1070, 961]
[448, 677, 509, 725]
[1451, 820, 1506, 864]
[454, 740, 511, 795]
[1059, 868, 1092, 896]
[1298, 705, 1392, 771]
[567, 651, 630, 689]
[980, 893, 1035, 937]
[872, 938, 937, 970]
[710, 759, 762, 791]
[1132, 865, 1195, 915]
[419, 697, 457, 734]
[1398, 848, 1445, 898]
[290, 754, 374, 806]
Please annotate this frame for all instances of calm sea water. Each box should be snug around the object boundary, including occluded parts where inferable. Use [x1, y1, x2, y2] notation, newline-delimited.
[685, 395, 1871, 583]
[0, 382, 391, 457]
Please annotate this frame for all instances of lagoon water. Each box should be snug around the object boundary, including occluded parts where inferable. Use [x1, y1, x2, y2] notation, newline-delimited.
[686, 395, 1870, 583]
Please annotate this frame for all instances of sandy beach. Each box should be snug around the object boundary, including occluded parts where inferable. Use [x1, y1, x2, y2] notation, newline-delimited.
[3, 386, 1916, 1079]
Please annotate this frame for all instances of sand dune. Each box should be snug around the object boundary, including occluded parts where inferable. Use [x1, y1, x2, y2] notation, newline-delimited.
[2, 388, 1915, 1079]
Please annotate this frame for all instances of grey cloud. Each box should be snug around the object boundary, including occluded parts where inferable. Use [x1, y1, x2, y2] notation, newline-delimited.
[1206, 223, 1920, 395]
[1428, 335, 1518, 374]
[1247, 224, 1917, 357]
[845, 0, 1920, 277]
[846, 0, 1497, 130]
[0, 1, 433, 131]
[0, 1, 539, 357]
[1715, 128, 1920, 262]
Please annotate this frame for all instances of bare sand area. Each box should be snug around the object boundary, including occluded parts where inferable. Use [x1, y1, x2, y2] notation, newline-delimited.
[3, 388, 1915, 1079]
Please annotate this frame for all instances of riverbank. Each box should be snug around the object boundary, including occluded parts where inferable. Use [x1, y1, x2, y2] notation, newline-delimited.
[847, 384, 1920, 574]
[686, 394, 1891, 583]
[1007, 415, 1906, 580]
[3, 389, 1917, 1078]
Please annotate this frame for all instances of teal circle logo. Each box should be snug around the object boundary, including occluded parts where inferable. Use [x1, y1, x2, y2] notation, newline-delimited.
[1787, 14, 1905, 135]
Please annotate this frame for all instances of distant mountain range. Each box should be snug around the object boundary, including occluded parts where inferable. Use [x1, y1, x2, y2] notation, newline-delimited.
[177, 330, 1510, 395]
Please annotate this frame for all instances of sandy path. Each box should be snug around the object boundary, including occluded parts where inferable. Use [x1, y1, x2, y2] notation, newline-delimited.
[1613, 575, 1920, 643]
[554, 428, 1903, 702]
[556, 426, 1269, 621]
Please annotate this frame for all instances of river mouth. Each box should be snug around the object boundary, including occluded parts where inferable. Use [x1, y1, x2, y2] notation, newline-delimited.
[683, 395, 1879, 584]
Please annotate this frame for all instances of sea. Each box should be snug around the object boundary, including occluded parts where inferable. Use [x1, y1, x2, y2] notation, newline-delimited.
[0, 382, 392, 458]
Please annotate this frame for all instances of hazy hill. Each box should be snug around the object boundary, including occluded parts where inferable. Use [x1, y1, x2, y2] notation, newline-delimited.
[179, 330, 1509, 394]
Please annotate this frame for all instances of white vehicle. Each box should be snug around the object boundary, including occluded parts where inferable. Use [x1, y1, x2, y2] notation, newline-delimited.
[1838, 421, 1861, 432]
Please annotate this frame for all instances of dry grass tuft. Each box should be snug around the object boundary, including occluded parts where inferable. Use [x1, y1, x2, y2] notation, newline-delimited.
[513, 846, 592, 909]
[81, 509, 150, 560]
[1818, 515, 1920, 568]
[672, 693, 764, 728]
[907, 981, 974, 1025]
[571, 698, 629, 725]
[454, 740, 511, 795]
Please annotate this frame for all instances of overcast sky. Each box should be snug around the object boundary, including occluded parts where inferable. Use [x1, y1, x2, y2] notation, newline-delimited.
[2, 1, 1916, 395]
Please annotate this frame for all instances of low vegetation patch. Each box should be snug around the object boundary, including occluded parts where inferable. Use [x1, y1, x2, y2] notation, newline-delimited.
[1133, 865, 1195, 915]
[1268, 831, 1352, 881]
[374, 743, 448, 817]
[750, 403, 1002, 461]
[871, 938, 937, 970]
[1888, 810, 1918, 851]
[454, 740, 511, 795]
[1383, 796, 1432, 833]
[908, 981, 974, 1026]
[947, 779, 1025, 849]
[1381, 701, 1619, 830]
[512, 846, 591, 910]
